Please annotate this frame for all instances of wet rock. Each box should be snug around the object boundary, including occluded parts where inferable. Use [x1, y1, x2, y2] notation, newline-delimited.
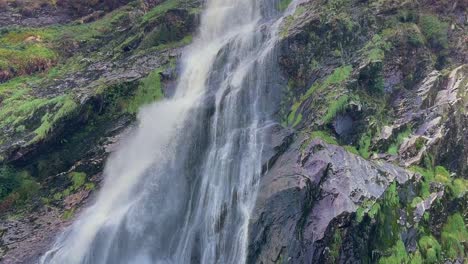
[248, 135, 414, 264]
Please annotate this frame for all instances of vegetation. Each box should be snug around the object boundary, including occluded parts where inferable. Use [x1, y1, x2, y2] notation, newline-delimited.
[386, 127, 411, 155]
[441, 213, 467, 259]
[418, 235, 441, 263]
[418, 14, 449, 50]
[0, 166, 40, 208]
[287, 65, 352, 126]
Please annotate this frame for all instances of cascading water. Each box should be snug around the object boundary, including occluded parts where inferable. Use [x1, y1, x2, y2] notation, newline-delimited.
[41, 0, 298, 263]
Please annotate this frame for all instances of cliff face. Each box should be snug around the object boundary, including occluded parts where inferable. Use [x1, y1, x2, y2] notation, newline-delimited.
[248, 0, 467, 263]
[0, 0, 466, 263]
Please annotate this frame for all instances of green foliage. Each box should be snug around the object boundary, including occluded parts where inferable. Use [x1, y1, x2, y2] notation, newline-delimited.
[0, 166, 39, 203]
[409, 250, 423, 264]
[69, 172, 87, 190]
[126, 68, 164, 113]
[378, 239, 409, 264]
[355, 199, 378, 222]
[287, 65, 352, 126]
[419, 14, 449, 50]
[322, 95, 349, 124]
[386, 127, 411, 155]
[363, 34, 391, 63]
[358, 133, 372, 159]
[62, 208, 75, 220]
[441, 213, 467, 259]
[344, 145, 359, 155]
[375, 182, 400, 249]
[310, 131, 338, 145]
[418, 235, 441, 263]
[329, 229, 342, 262]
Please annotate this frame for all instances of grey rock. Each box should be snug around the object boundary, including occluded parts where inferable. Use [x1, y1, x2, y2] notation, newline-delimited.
[248, 134, 414, 264]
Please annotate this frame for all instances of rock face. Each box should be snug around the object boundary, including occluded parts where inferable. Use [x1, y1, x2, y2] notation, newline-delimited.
[248, 136, 413, 263]
[0, 0, 467, 263]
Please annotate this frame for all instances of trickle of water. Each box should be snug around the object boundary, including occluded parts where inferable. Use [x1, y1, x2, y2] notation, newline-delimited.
[41, 0, 297, 263]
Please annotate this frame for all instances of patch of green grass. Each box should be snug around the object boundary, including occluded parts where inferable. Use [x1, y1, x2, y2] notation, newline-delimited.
[378, 239, 409, 264]
[310, 131, 338, 145]
[287, 65, 352, 126]
[69, 172, 87, 190]
[143, 0, 182, 23]
[125, 68, 164, 113]
[329, 229, 342, 262]
[375, 182, 400, 249]
[418, 235, 441, 263]
[386, 127, 412, 155]
[0, 166, 39, 204]
[363, 34, 391, 63]
[358, 133, 372, 159]
[322, 94, 349, 124]
[441, 213, 467, 259]
[344, 145, 359, 155]
[419, 14, 449, 50]
[62, 208, 75, 220]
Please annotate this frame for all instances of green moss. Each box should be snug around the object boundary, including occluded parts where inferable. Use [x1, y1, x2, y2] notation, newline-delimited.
[378, 239, 409, 264]
[69, 172, 86, 190]
[322, 95, 349, 124]
[62, 208, 75, 220]
[0, 166, 39, 204]
[409, 250, 423, 264]
[310, 131, 338, 145]
[143, 0, 182, 23]
[386, 128, 411, 155]
[418, 14, 449, 50]
[363, 34, 391, 63]
[126, 68, 164, 113]
[344, 145, 359, 155]
[287, 65, 352, 126]
[418, 235, 441, 263]
[441, 213, 467, 259]
[329, 229, 342, 262]
[375, 182, 400, 249]
[358, 133, 372, 159]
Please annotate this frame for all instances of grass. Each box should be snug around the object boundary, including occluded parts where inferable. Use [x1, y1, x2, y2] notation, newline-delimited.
[322, 94, 349, 124]
[441, 213, 467, 259]
[125, 68, 164, 113]
[0, 33, 57, 81]
[419, 14, 448, 50]
[310, 130, 338, 145]
[386, 127, 412, 155]
[358, 133, 372, 159]
[143, 0, 182, 23]
[287, 65, 352, 126]
[0, 166, 40, 206]
[0, 76, 79, 144]
[410, 165, 467, 199]
[378, 239, 408, 264]
[418, 235, 441, 263]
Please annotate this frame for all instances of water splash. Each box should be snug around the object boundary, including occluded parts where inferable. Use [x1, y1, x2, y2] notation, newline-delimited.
[41, 0, 296, 263]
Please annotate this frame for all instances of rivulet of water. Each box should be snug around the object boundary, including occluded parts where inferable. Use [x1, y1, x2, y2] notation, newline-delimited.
[40, 0, 298, 263]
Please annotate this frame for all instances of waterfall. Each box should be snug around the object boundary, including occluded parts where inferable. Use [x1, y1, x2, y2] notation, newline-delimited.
[41, 0, 297, 263]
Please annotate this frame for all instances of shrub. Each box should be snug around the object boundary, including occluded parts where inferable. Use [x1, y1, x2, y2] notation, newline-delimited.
[441, 213, 467, 259]
[418, 235, 441, 263]
[419, 14, 449, 50]
[0, 166, 39, 207]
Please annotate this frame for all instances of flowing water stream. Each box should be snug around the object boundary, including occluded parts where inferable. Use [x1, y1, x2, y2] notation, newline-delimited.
[41, 0, 298, 263]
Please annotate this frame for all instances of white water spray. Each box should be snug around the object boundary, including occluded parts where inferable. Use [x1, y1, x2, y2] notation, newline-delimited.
[41, 0, 297, 263]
